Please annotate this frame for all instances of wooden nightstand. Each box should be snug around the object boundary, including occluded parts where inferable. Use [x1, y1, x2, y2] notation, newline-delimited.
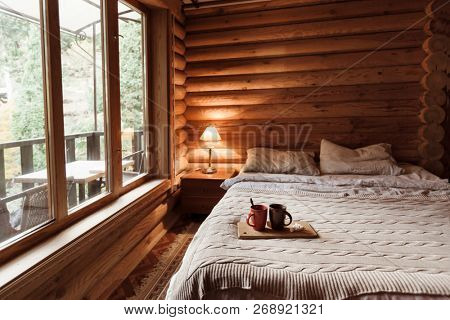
[181, 169, 236, 215]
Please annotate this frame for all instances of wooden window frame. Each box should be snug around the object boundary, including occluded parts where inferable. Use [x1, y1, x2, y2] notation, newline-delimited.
[0, 0, 168, 263]
[117, 0, 151, 189]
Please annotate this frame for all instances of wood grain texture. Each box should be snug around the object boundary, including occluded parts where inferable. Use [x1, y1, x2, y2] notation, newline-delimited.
[174, 37, 186, 55]
[186, 83, 424, 106]
[187, 30, 426, 62]
[423, 34, 450, 54]
[184, 0, 349, 17]
[185, 101, 421, 121]
[184, 0, 433, 170]
[186, 65, 424, 92]
[174, 70, 187, 85]
[186, 0, 428, 32]
[175, 115, 187, 130]
[83, 196, 180, 299]
[419, 107, 446, 124]
[175, 129, 188, 145]
[175, 53, 187, 70]
[175, 100, 187, 115]
[60, 202, 170, 299]
[173, 15, 187, 177]
[187, 147, 420, 164]
[186, 13, 426, 47]
[175, 85, 186, 100]
[174, 20, 186, 40]
[187, 48, 425, 77]
[0, 181, 171, 299]
[418, 2, 448, 175]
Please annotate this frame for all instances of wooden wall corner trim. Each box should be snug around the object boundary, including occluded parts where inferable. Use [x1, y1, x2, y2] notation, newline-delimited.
[418, 1, 448, 176]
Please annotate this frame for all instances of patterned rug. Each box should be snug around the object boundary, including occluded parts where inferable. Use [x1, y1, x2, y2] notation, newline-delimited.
[109, 220, 200, 300]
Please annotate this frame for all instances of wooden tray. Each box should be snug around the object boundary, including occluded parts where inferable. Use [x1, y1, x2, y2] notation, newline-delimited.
[238, 220, 318, 239]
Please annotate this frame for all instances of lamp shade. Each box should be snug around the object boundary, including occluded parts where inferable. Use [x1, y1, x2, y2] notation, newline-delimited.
[200, 125, 222, 142]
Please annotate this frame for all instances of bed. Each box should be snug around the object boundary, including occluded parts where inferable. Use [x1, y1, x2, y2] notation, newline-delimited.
[166, 164, 450, 300]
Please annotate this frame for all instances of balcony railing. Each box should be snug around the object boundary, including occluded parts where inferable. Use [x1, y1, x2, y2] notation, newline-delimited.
[0, 130, 144, 207]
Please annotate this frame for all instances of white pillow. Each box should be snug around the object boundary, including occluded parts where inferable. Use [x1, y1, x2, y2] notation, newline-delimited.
[242, 148, 320, 176]
[320, 139, 404, 175]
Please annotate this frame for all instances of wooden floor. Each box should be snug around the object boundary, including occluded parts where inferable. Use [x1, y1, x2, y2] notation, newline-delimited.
[108, 216, 204, 300]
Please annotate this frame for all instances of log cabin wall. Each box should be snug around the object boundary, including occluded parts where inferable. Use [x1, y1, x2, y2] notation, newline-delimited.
[183, 0, 449, 177]
[173, 16, 189, 182]
[420, 0, 449, 177]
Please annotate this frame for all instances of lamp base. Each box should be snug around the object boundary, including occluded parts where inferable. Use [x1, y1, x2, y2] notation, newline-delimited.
[202, 167, 217, 174]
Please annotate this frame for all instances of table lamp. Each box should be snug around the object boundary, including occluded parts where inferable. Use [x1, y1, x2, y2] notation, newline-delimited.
[200, 125, 221, 174]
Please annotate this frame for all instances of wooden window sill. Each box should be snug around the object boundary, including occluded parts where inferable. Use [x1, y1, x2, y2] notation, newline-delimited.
[0, 178, 170, 290]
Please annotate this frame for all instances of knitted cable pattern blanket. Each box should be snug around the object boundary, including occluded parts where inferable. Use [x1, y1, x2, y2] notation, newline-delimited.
[166, 176, 450, 300]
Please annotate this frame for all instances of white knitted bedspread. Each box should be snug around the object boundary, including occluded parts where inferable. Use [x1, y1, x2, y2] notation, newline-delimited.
[167, 175, 450, 300]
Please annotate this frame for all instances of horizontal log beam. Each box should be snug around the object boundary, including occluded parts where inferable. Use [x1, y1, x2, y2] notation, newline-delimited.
[175, 114, 187, 129]
[186, 65, 424, 92]
[422, 34, 450, 54]
[419, 124, 445, 142]
[174, 53, 187, 70]
[184, 101, 421, 121]
[175, 129, 188, 145]
[425, 0, 450, 19]
[175, 100, 187, 115]
[186, 116, 421, 134]
[186, 0, 427, 32]
[174, 70, 187, 85]
[186, 12, 426, 47]
[421, 71, 448, 90]
[174, 20, 186, 40]
[421, 90, 447, 107]
[186, 135, 421, 151]
[185, 0, 356, 18]
[419, 107, 446, 124]
[421, 52, 449, 72]
[187, 48, 424, 77]
[174, 85, 186, 100]
[187, 147, 420, 163]
[424, 19, 450, 36]
[186, 83, 423, 106]
[187, 30, 425, 62]
[174, 37, 186, 55]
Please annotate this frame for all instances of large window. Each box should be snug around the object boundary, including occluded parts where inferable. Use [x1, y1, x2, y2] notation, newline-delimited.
[0, 1, 52, 246]
[59, 0, 109, 211]
[0, 0, 153, 254]
[118, 1, 147, 186]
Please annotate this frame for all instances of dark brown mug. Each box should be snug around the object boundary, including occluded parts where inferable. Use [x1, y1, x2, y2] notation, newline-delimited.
[269, 204, 293, 230]
[246, 204, 268, 231]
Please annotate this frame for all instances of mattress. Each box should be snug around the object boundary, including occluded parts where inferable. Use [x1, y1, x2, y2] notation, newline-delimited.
[167, 170, 450, 300]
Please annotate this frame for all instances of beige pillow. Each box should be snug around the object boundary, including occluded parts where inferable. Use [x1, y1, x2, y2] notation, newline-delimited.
[242, 148, 320, 176]
[320, 139, 404, 175]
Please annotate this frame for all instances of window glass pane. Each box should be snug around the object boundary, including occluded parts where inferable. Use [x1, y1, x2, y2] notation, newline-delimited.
[0, 1, 52, 246]
[118, 1, 146, 186]
[58, 0, 109, 211]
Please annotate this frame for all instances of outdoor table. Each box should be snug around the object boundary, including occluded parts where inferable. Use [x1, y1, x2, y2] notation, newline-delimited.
[14, 160, 134, 207]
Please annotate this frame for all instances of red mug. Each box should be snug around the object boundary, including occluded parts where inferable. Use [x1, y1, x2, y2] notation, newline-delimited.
[246, 204, 268, 231]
